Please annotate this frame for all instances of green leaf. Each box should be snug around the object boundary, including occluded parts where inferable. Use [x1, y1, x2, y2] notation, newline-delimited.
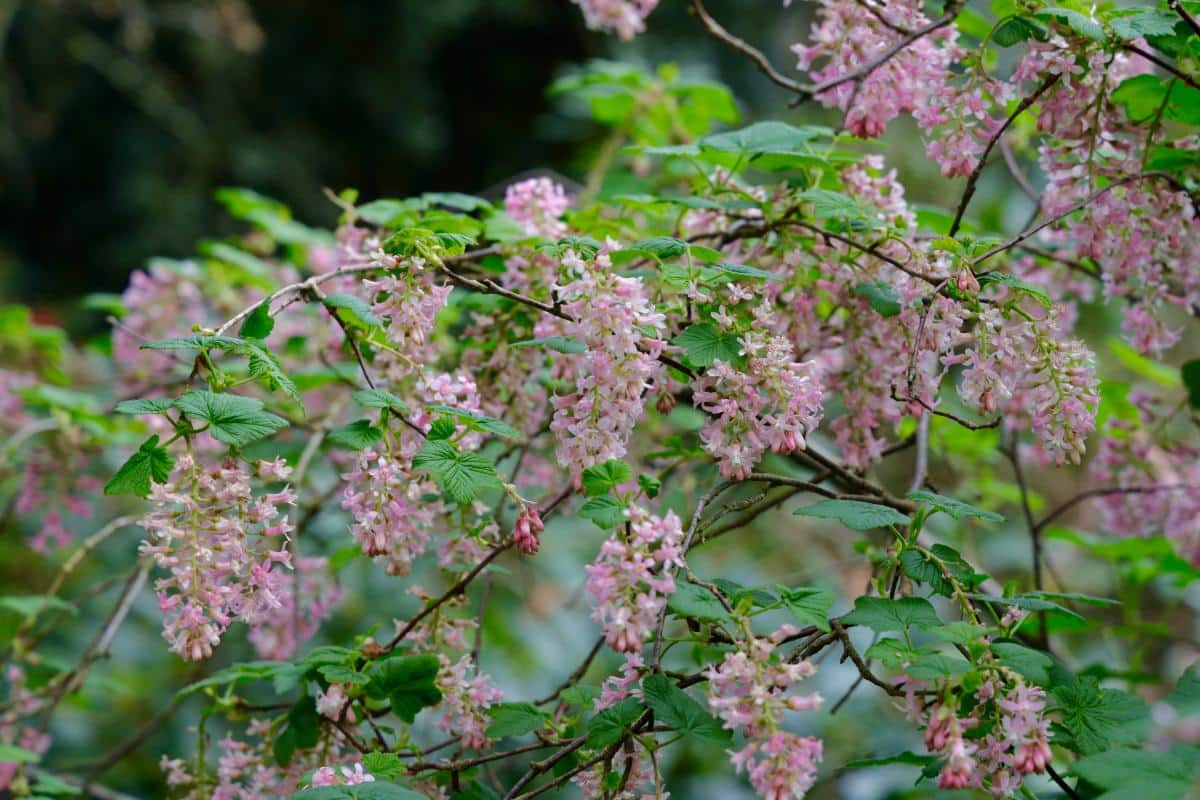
[293, 781, 429, 800]
[356, 199, 418, 226]
[865, 637, 929, 669]
[427, 416, 457, 441]
[992, 15, 1047, 45]
[841, 596, 941, 632]
[423, 191, 492, 212]
[140, 334, 245, 352]
[966, 593, 1082, 619]
[899, 546, 979, 597]
[327, 420, 384, 451]
[905, 653, 971, 680]
[29, 771, 81, 796]
[1052, 676, 1149, 755]
[841, 750, 938, 771]
[581, 459, 633, 497]
[0, 744, 41, 764]
[714, 262, 780, 281]
[1111, 74, 1169, 123]
[485, 702, 549, 738]
[366, 654, 443, 724]
[318, 665, 371, 686]
[930, 622, 991, 645]
[1165, 667, 1200, 716]
[237, 340, 302, 404]
[288, 695, 320, 750]
[616, 236, 689, 262]
[586, 697, 645, 748]
[793, 499, 910, 531]
[977, 271, 1052, 306]
[799, 189, 866, 220]
[853, 281, 902, 317]
[1110, 9, 1179, 40]
[323, 293, 383, 328]
[239, 302, 275, 340]
[0, 595, 75, 618]
[672, 323, 743, 369]
[411, 440, 501, 505]
[1035, 8, 1104, 40]
[114, 397, 176, 415]
[104, 435, 174, 497]
[1182, 360, 1200, 410]
[578, 496, 628, 529]
[352, 389, 410, 411]
[1071, 747, 1198, 800]
[906, 490, 1004, 522]
[361, 751, 406, 780]
[174, 391, 289, 447]
[176, 660, 294, 697]
[666, 581, 734, 624]
[511, 336, 588, 354]
[777, 586, 834, 632]
[638, 473, 661, 498]
[425, 405, 521, 439]
[641, 674, 730, 745]
[992, 641, 1056, 686]
[701, 121, 830, 156]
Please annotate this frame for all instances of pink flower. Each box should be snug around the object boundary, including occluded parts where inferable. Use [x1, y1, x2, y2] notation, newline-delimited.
[584, 506, 683, 652]
[505, 177, 570, 238]
[572, 0, 659, 40]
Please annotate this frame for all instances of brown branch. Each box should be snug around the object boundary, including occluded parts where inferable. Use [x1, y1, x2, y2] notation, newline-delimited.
[688, 0, 807, 95]
[972, 172, 1197, 266]
[1169, 0, 1200, 36]
[1124, 43, 1200, 93]
[1034, 483, 1199, 534]
[948, 74, 1057, 237]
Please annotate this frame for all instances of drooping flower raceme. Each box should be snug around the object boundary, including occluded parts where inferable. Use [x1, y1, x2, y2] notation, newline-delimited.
[505, 177, 569, 239]
[550, 246, 666, 478]
[341, 450, 440, 576]
[584, 505, 684, 652]
[139, 454, 297, 661]
[571, 0, 659, 41]
[692, 328, 824, 479]
[706, 625, 824, 800]
[436, 655, 504, 751]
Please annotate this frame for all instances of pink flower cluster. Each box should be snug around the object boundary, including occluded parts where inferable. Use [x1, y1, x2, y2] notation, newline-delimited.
[693, 329, 823, 479]
[550, 246, 666, 477]
[505, 177, 569, 238]
[513, 505, 545, 555]
[436, 655, 504, 750]
[113, 263, 208, 390]
[705, 625, 824, 800]
[312, 763, 375, 787]
[957, 306, 1098, 465]
[0, 666, 51, 793]
[791, 0, 959, 140]
[584, 505, 684, 652]
[364, 260, 454, 379]
[341, 450, 439, 576]
[139, 455, 297, 661]
[1091, 425, 1200, 566]
[160, 718, 361, 798]
[247, 556, 343, 660]
[571, 0, 659, 41]
[16, 446, 101, 552]
[916, 680, 1052, 795]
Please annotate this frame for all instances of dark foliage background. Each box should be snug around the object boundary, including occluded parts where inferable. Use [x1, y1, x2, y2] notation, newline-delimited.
[0, 0, 809, 327]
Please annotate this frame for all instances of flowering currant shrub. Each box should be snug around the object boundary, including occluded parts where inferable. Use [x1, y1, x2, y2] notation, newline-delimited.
[3, 1, 1200, 798]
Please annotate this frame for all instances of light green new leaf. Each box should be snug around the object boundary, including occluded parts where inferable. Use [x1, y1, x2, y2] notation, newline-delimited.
[794, 499, 910, 531]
